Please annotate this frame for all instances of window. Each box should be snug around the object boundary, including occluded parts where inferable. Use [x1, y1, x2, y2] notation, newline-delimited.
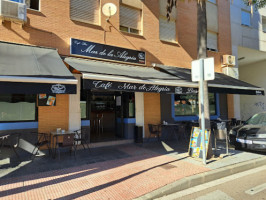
[206, 0, 218, 51]
[159, 0, 176, 42]
[120, 0, 142, 35]
[0, 94, 36, 122]
[174, 93, 216, 116]
[123, 93, 135, 118]
[207, 31, 218, 51]
[208, 0, 216, 3]
[241, 10, 251, 26]
[26, 0, 40, 11]
[262, 16, 266, 32]
[70, 0, 100, 25]
[80, 89, 88, 119]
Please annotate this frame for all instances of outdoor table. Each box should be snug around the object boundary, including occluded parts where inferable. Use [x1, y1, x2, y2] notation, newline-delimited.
[50, 131, 76, 158]
[161, 123, 180, 141]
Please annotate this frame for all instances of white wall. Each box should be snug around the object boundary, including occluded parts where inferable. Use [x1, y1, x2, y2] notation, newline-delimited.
[230, 1, 266, 119]
[240, 61, 266, 120]
[231, 0, 266, 51]
[68, 74, 81, 131]
[135, 92, 145, 137]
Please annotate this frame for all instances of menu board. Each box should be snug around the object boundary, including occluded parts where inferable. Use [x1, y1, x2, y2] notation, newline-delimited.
[38, 94, 56, 106]
[188, 127, 210, 159]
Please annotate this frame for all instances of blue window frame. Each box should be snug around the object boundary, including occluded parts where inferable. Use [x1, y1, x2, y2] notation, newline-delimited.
[9, 0, 23, 2]
[171, 93, 220, 121]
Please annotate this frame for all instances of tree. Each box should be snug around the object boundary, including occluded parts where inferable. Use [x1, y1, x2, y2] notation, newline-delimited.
[166, 0, 266, 159]
[243, 0, 266, 9]
[167, 0, 210, 160]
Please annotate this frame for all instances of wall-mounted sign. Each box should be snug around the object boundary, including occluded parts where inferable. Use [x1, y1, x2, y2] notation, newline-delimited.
[83, 79, 198, 94]
[0, 82, 76, 94]
[51, 84, 66, 94]
[70, 38, 146, 65]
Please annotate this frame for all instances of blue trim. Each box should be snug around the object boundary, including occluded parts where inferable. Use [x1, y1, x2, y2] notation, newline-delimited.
[81, 120, 90, 126]
[116, 118, 136, 124]
[9, 0, 22, 2]
[214, 93, 220, 118]
[171, 94, 220, 122]
[124, 118, 136, 124]
[0, 122, 38, 130]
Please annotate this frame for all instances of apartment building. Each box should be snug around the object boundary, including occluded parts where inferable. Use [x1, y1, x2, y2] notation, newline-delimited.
[230, 0, 266, 120]
[0, 0, 262, 144]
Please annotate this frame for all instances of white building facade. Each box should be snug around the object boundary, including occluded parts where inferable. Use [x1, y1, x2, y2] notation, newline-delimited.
[230, 0, 266, 120]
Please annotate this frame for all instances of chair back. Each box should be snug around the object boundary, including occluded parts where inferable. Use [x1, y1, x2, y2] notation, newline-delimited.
[62, 134, 74, 147]
[148, 124, 160, 134]
[74, 129, 89, 141]
[148, 124, 154, 134]
[81, 130, 89, 140]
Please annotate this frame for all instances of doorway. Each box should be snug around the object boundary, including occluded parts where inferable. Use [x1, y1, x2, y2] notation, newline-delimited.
[90, 91, 123, 142]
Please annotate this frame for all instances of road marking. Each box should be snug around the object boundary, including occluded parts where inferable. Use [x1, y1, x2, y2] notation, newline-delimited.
[245, 183, 266, 195]
[156, 165, 266, 200]
[194, 190, 234, 200]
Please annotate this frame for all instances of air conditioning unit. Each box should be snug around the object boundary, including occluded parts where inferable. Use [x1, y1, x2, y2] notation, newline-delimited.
[0, 0, 27, 23]
[222, 55, 236, 66]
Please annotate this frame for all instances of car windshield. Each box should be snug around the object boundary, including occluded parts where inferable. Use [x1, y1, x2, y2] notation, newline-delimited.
[245, 113, 266, 125]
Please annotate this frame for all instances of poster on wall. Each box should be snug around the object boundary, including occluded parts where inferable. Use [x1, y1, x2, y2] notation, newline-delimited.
[188, 127, 210, 159]
[46, 96, 56, 106]
[38, 94, 56, 106]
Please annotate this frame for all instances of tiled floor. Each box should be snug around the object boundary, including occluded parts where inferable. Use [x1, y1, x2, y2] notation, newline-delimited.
[0, 140, 264, 200]
[0, 140, 210, 199]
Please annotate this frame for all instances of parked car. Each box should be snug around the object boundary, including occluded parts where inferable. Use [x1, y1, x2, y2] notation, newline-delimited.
[229, 112, 266, 152]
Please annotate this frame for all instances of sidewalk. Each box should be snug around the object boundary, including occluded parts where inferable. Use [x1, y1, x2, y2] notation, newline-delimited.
[0, 140, 265, 200]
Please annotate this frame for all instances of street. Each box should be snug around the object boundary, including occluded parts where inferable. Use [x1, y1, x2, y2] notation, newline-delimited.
[158, 165, 266, 200]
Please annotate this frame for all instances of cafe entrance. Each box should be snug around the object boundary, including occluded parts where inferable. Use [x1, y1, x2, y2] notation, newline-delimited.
[89, 91, 135, 143]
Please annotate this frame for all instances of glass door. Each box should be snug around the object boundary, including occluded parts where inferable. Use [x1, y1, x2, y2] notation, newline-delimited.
[90, 91, 116, 142]
[115, 92, 124, 138]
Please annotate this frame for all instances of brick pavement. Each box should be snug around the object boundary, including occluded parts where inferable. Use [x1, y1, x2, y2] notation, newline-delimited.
[0, 144, 210, 200]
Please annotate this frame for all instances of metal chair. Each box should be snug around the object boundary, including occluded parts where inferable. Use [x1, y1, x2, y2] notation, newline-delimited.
[56, 134, 76, 160]
[1, 133, 21, 161]
[31, 133, 51, 160]
[74, 129, 90, 151]
[147, 124, 161, 142]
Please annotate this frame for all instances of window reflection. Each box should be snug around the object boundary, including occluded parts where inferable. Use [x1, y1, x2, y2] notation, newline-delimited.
[174, 93, 216, 116]
[0, 94, 36, 121]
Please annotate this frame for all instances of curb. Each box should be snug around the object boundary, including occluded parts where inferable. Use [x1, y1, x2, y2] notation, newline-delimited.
[134, 156, 266, 200]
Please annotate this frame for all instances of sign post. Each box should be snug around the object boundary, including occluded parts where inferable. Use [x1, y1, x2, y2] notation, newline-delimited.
[192, 57, 214, 165]
[199, 59, 206, 164]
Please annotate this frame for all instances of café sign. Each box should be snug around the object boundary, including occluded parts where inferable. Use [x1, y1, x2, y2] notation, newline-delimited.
[70, 38, 146, 65]
[83, 79, 199, 94]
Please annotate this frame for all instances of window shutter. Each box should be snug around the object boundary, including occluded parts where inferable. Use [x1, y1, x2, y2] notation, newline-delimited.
[120, 5, 141, 30]
[207, 31, 217, 51]
[262, 17, 266, 32]
[206, 1, 218, 32]
[159, 0, 176, 19]
[121, 0, 142, 9]
[241, 10, 251, 26]
[159, 0, 176, 42]
[70, 0, 100, 25]
[159, 18, 176, 42]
